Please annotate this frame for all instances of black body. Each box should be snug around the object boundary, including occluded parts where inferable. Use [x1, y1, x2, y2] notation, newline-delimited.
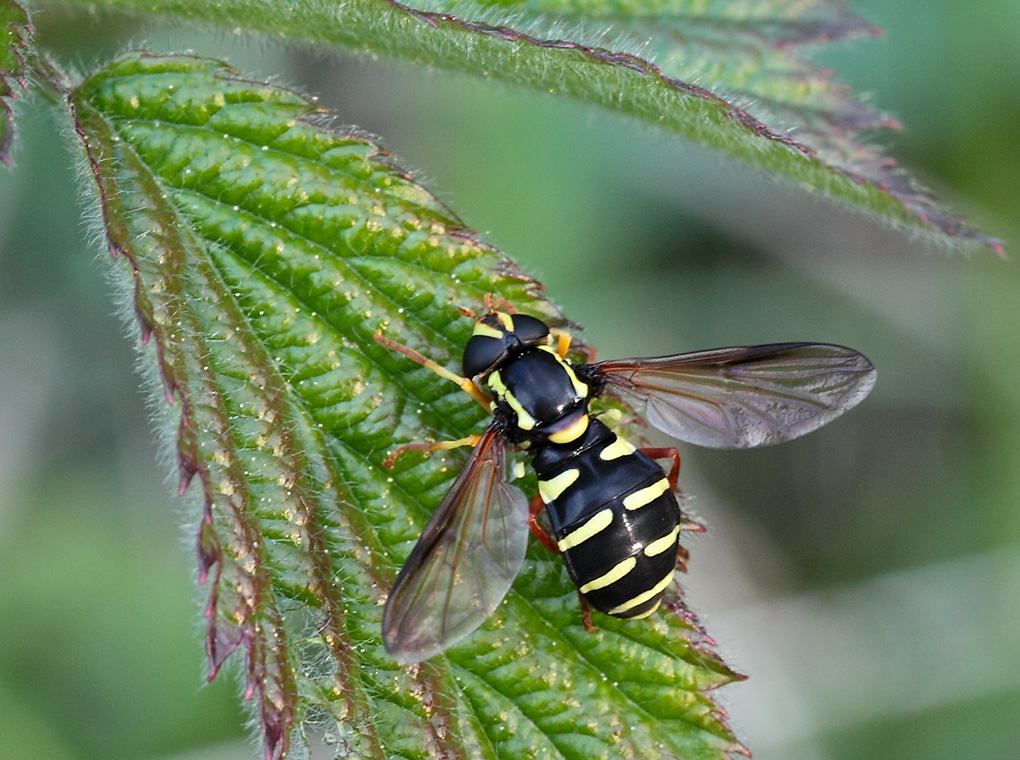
[530, 419, 680, 618]
[379, 307, 876, 664]
[487, 342, 680, 619]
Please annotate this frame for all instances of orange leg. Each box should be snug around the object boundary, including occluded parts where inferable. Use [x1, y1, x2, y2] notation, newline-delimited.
[528, 493, 559, 553]
[639, 447, 681, 491]
[530, 492, 599, 632]
[578, 594, 596, 631]
[674, 543, 691, 573]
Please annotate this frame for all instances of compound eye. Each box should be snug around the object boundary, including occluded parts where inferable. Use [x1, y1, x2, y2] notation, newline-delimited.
[462, 335, 507, 379]
[510, 314, 550, 346]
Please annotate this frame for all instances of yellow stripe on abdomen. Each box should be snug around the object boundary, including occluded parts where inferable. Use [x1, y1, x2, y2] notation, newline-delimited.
[579, 557, 637, 594]
[598, 437, 636, 461]
[557, 509, 613, 551]
[643, 525, 681, 557]
[622, 478, 671, 511]
[607, 571, 674, 616]
[538, 468, 580, 503]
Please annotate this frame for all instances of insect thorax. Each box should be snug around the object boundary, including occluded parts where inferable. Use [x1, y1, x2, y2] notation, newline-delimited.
[485, 346, 591, 444]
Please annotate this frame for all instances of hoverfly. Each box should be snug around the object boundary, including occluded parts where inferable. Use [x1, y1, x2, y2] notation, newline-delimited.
[376, 303, 875, 664]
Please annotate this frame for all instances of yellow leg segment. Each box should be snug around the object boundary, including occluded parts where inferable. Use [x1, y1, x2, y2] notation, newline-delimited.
[383, 435, 481, 469]
[374, 332, 491, 408]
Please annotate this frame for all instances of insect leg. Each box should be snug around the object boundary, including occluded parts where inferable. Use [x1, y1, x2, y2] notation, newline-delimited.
[638, 447, 681, 491]
[527, 493, 560, 553]
[675, 543, 691, 573]
[530, 494, 599, 631]
[382, 435, 481, 469]
[578, 594, 596, 632]
[374, 332, 491, 408]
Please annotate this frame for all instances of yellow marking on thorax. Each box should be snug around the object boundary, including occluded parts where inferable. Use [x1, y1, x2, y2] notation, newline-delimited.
[557, 509, 613, 551]
[488, 370, 536, 430]
[537, 345, 589, 399]
[599, 437, 636, 461]
[622, 478, 671, 510]
[643, 525, 681, 557]
[547, 413, 589, 444]
[579, 556, 637, 594]
[607, 571, 674, 616]
[538, 468, 580, 503]
[496, 311, 515, 331]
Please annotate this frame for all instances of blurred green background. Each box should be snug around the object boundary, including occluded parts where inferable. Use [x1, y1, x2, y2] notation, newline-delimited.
[1, 1, 1017, 758]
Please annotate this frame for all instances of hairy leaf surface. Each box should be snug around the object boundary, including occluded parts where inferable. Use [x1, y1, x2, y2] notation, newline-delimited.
[1, 0, 31, 163]
[70, 52, 744, 760]
[66, 0, 1001, 251]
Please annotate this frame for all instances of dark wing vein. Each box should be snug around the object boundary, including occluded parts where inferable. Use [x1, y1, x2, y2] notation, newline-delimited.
[383, 425, 529, 664]
[589, 343, 876, 448]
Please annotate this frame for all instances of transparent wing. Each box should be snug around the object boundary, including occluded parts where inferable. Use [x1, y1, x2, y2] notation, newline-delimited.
[588, 343, 876, 449]
[382, 425, 529, 664]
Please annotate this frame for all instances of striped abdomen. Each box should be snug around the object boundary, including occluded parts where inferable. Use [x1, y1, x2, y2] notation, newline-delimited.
[530, 419, 682, 619]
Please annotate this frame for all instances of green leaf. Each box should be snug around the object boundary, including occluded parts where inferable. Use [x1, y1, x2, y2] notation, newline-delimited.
[0, 0, 32, 164]
[59, 0, 1001, 251]
[69, 52, 745, 760]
